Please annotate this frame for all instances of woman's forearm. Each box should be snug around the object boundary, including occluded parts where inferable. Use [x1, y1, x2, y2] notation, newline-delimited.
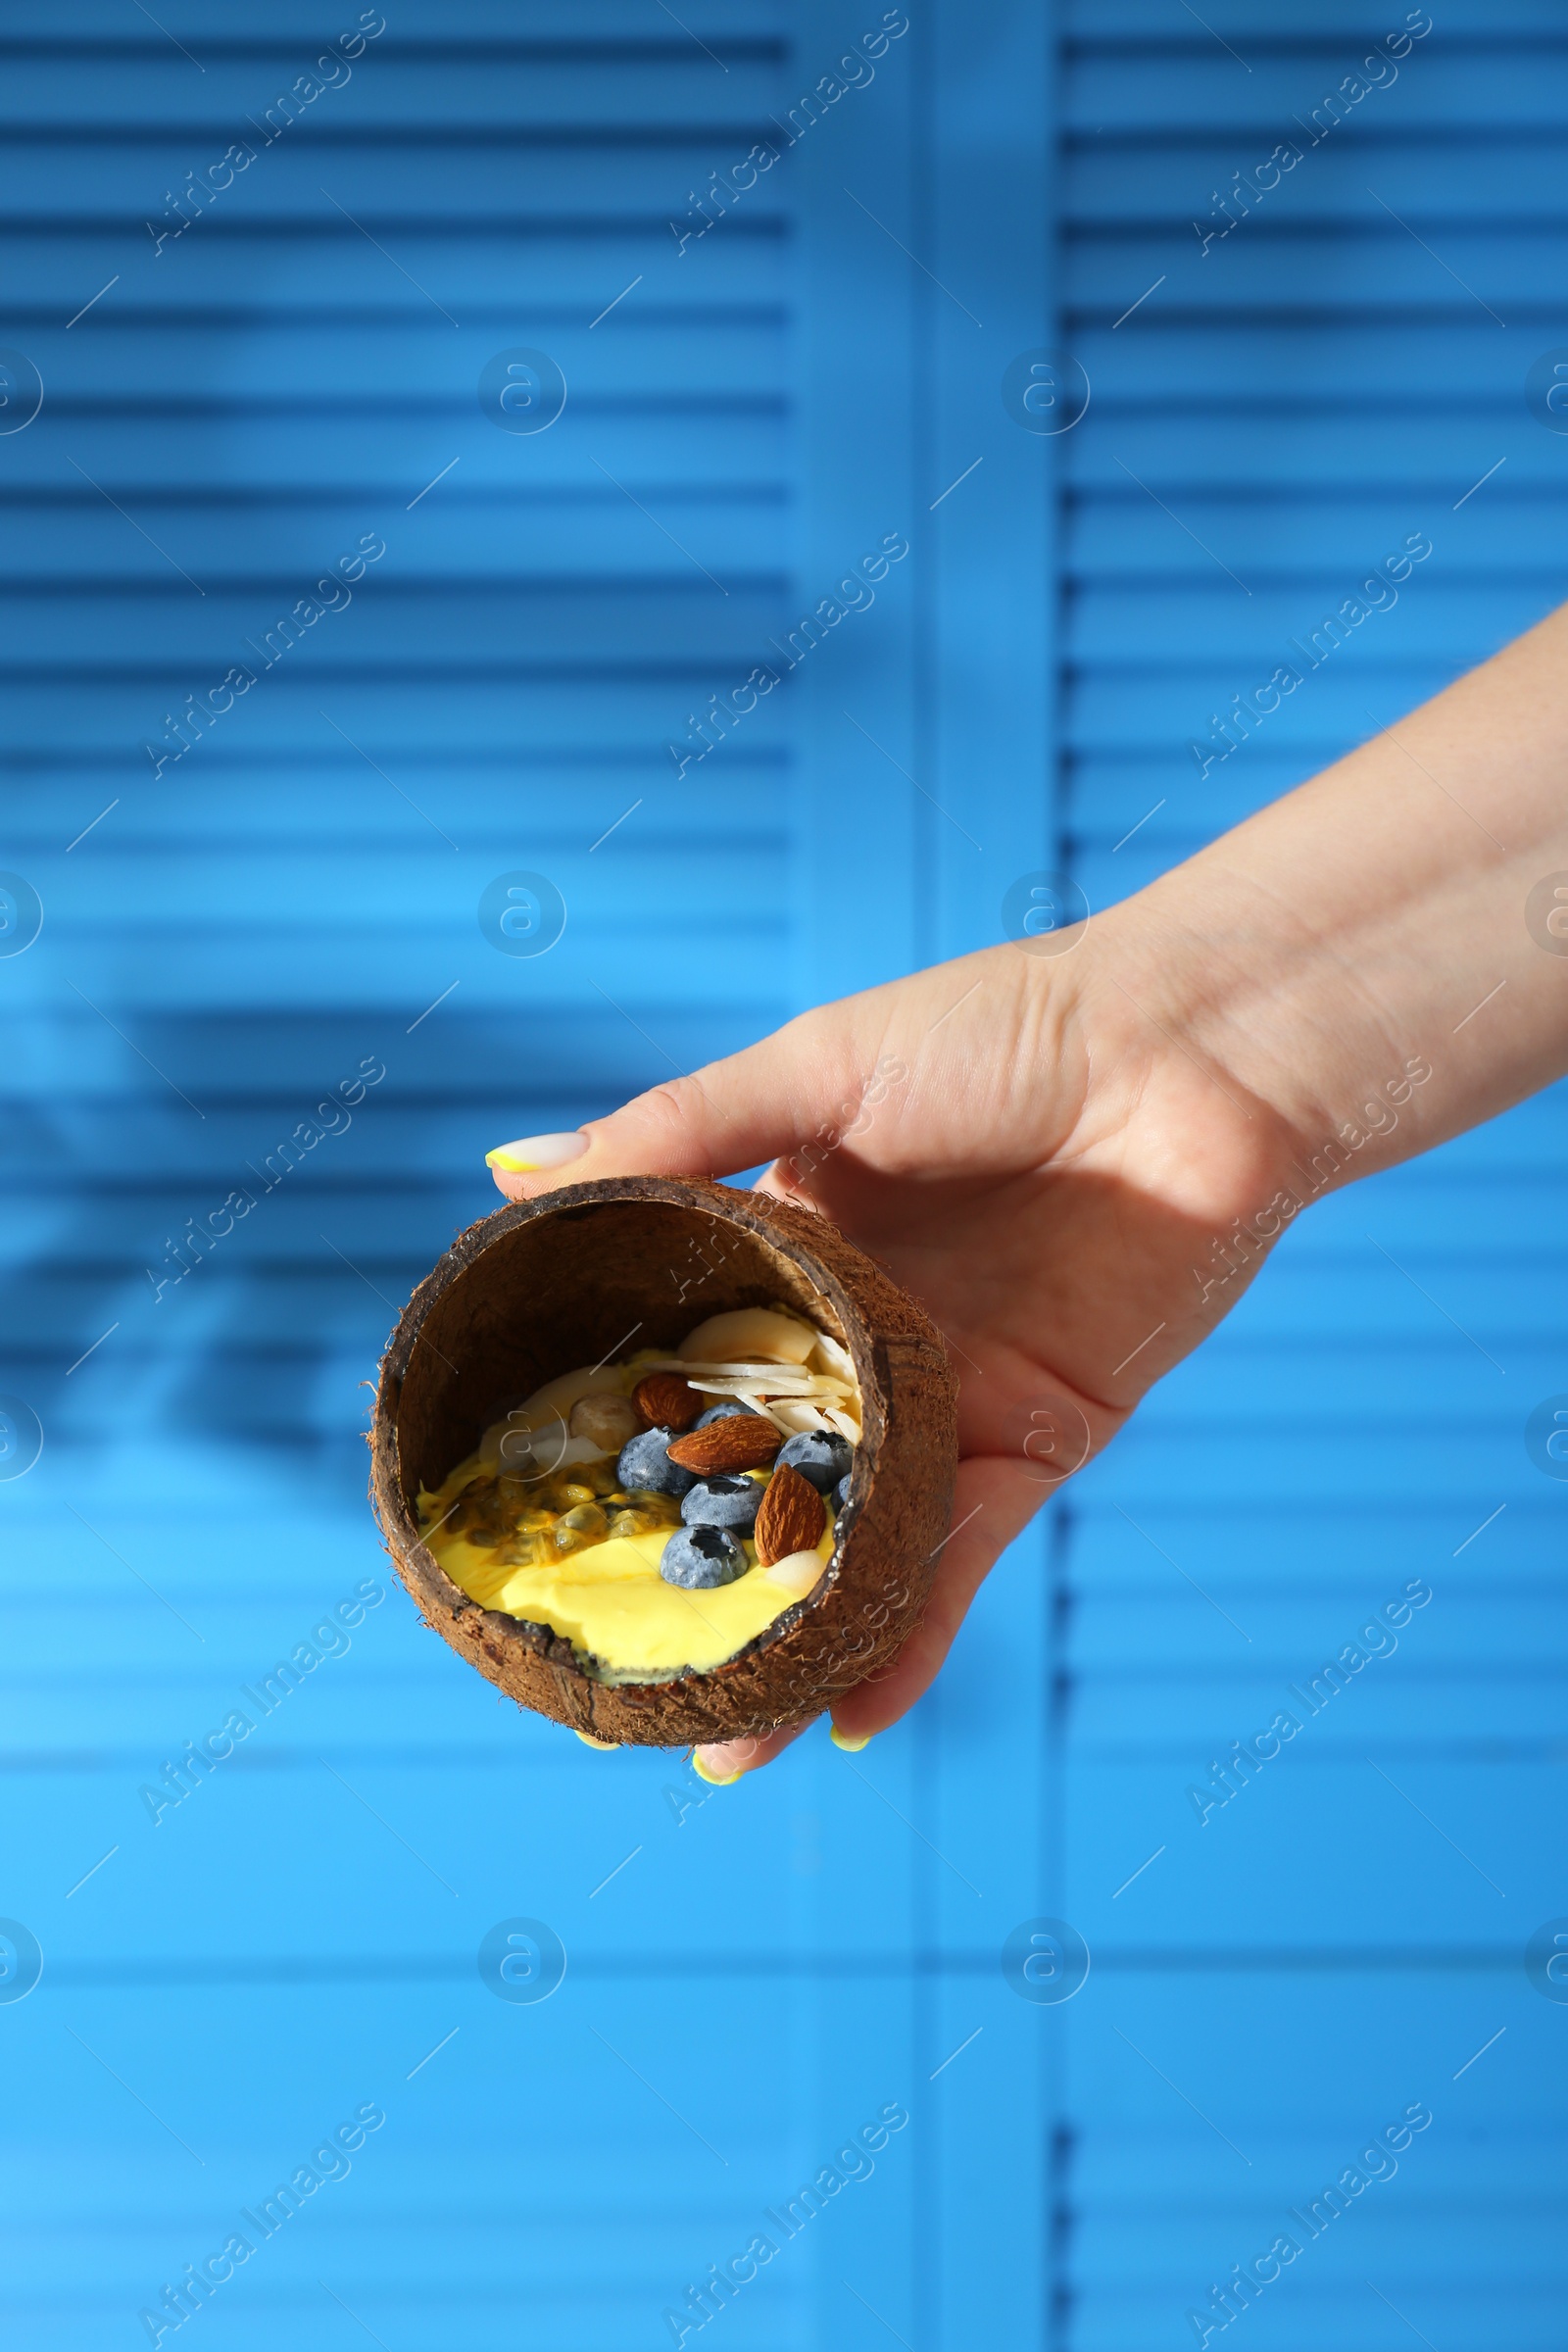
[1111, 598, 1568, 1180]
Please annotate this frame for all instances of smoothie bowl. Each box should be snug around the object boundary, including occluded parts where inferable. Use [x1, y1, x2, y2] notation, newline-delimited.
[369, 1177, 957, 1747]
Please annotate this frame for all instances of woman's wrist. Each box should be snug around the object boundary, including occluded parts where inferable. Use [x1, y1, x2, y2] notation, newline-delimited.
[1116, 603, 1568, 1186]
[1084, 868, 1363, 1197]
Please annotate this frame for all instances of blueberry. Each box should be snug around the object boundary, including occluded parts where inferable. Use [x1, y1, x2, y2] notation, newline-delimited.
[681, 1475, 761, 1534]
[834, 1473, 852, 1513]
[616, 1427, 695, 1498]
[660, 1524, 748, 1589]
[776, 1430, 855, 1494]
[694, 1400, 757, 1428]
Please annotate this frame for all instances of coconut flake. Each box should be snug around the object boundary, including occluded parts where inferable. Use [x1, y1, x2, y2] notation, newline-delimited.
[765, 1547, 824, 1599]
[808, 1330, 857, 1385]
[770, 1399, 833, 1436]
[730, 1388, 794, 1435]
[684, 1380, 851, 1408]
[609, 1342, 859, 1444]
[645, 1357, 843, 1385]
[679, 1307, 816, 1365]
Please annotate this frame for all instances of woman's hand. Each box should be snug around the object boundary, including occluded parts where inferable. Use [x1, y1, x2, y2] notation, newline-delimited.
[487, 922, 1304, 1778]
[489, 598, 1568, 1779]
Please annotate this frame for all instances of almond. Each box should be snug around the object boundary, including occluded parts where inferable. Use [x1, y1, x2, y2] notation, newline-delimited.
[666, 1414, 782, 1476]
[753, 1461, 824, 1568]
[633, 1372, 703, 1433]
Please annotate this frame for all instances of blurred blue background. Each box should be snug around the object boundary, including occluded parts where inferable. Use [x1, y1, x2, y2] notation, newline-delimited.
[2, 2, 1564, 2345]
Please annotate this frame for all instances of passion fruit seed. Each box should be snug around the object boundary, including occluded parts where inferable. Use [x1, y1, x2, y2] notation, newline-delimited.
[609, 1506, 670, 1539]
[496, 1533, 548, 1566]
[559, 1501, 609, 1535]
[549, 1503, 610, 1557]
[621, 1489, 684, 1525]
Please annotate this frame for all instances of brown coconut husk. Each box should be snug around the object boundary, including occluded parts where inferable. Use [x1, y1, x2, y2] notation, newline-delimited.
[369, 1177, 958, 1746]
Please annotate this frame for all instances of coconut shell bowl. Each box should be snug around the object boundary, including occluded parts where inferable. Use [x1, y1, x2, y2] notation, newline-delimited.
[370, 1177, 958, 1747]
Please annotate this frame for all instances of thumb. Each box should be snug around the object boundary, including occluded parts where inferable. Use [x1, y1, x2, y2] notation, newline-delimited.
[486, 1003, 894, 1200]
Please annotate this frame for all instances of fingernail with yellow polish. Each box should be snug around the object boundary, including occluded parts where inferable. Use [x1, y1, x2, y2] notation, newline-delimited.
[693, 1752, 743, 1788]
[486, 1131, 588, 1174]
[574, 1729, 617, 1750]
[830, 1726, 872, 1752]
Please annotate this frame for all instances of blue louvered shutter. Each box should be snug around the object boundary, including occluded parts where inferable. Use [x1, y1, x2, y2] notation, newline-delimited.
[1058, 6, 1567, 2347]
[7, 3, 1558, 2344]
[1, 5, 1059, 2345]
